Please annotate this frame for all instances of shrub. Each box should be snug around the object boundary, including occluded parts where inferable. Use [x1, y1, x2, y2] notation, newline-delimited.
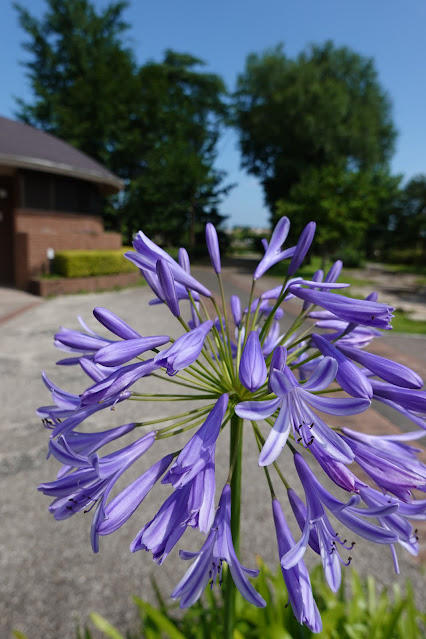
[53, 248, 134, 278]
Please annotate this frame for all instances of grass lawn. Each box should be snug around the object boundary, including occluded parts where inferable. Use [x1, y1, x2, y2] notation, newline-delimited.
[390, 310, 426, 335]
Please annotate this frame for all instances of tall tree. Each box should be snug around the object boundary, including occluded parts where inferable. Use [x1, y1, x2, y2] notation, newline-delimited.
[233, 42, 397, 253]
[15, 3, 230, 245]
[14, 0, 138, 169]
[121, 51, 232, 247]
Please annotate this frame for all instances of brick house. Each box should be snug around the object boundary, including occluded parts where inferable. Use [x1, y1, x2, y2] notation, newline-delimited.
[0, 116, 124, 290]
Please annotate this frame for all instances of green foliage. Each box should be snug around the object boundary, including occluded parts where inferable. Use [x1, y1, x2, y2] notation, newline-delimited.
[15, 2, 231, 243]
[53, 248, 134, 278]
[390, 311, 426, 335]
[14, 0, 138, 169]
[83, 564, 425, 639]
[275, 169, 399, 259]
[121, 51, 232, 246]
[233, 42, 398, 255]
[377, 175, 426, 263]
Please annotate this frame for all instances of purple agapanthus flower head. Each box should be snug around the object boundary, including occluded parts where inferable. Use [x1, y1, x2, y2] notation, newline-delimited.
[254, 217, 295, 279]
[38, 218, 426, 633]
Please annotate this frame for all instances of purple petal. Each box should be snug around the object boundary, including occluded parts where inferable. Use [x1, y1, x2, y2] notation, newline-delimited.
[239, 332, 267, 392]
[98, 454, 173, 535]
[235, 398, 281, 420]
[312, 333, 373, 399]
[156, 259, 181, 317]
[93, 307, 141, 339]
[303, 356, 337, 391]
[301, 389, 370, 416]
[259, 400, 291, 466]
[206, 223, 221, 273]
[337, 344, 423, 389]
[288, 222, 316, 276]
[230, 295, 242, 327]
[95, 335, 170, 366]
[178, 247, 191, 273]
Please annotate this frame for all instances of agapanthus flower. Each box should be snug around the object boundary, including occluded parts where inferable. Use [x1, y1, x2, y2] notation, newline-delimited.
[272, 498, 322, 632]
[236, 354, 368, 466]
[126, 230, 212, 297]
[131, 463, 216, 562]
[154, 321, 214, 375]
[282, 454, 398, 591]
[38, 216, 426, 634]
[39, 431, 156, 546]
[254, 216, 295, 279]
[171, 485, 266, 608]
[162, 394, 228, 488]
[239, 332, 267, 391]
[290, 286, 394, 329]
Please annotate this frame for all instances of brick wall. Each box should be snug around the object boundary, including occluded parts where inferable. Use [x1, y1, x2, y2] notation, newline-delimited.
[14, 208, 122, 288]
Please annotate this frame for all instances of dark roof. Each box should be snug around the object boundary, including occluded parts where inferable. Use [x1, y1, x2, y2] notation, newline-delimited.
[0, 116, 123, 193]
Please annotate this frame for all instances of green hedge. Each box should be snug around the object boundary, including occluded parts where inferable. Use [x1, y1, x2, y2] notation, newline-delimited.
[53, 248, 135, 278]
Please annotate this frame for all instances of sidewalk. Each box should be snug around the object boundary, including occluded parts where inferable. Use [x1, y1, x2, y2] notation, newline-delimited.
[0, 286, 42, 325]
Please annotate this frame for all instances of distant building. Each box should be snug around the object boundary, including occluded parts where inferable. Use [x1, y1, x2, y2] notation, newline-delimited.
[0, 116, 123, 289]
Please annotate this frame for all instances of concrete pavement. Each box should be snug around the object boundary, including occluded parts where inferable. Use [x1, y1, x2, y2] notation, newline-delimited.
[1, 270, 425, 638]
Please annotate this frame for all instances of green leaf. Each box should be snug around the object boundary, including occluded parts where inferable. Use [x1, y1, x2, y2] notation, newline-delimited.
[133, 599, 187, 639]
[89, 613, 125, 639]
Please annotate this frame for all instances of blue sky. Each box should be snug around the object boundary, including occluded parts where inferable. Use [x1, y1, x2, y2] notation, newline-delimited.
[1, 0, 426, 227]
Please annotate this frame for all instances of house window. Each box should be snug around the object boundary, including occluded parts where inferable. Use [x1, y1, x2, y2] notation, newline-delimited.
[21, 170, 100, 213]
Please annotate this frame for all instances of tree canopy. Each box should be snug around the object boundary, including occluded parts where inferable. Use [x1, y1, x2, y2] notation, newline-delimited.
[14, 1, 230, 246]
[122, 51, 231, 246]
[14, 0, 138, 169]
[233, 42, 398, 254]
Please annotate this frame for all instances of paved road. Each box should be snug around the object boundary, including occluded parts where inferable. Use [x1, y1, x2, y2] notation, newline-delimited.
[0, 270, 425, 638]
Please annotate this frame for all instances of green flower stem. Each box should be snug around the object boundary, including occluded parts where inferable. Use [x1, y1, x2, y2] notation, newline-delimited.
[283, 324, 314, 351]
[130, 394, 218, 401]
[258, 276, 289, 343]
[210, 296, 235, 380]
[243, 280, 256, 347]
[217, 274, 236, 381]
[235, 324, 244, 372]
[134, 404, 216, 428]
[192, 297, 229, 380]
[224, 412, 244, 639]
[248, 296, 262, 335]
[253, 426, 276, 499]
[252, 422, 290, 490]
[156, 415, 208, 439]
[150, 371, 218, 393]
[155, 406, 212, 434]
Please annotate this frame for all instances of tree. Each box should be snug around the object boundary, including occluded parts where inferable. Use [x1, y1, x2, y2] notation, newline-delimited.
[276, 166, 400, 262]
[15, 3, 231, 245]
[385, 176, 426, 262]
[233, 42, 397, 252]
[14, 0, 138, 170]
[120, 51, 232, 247]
